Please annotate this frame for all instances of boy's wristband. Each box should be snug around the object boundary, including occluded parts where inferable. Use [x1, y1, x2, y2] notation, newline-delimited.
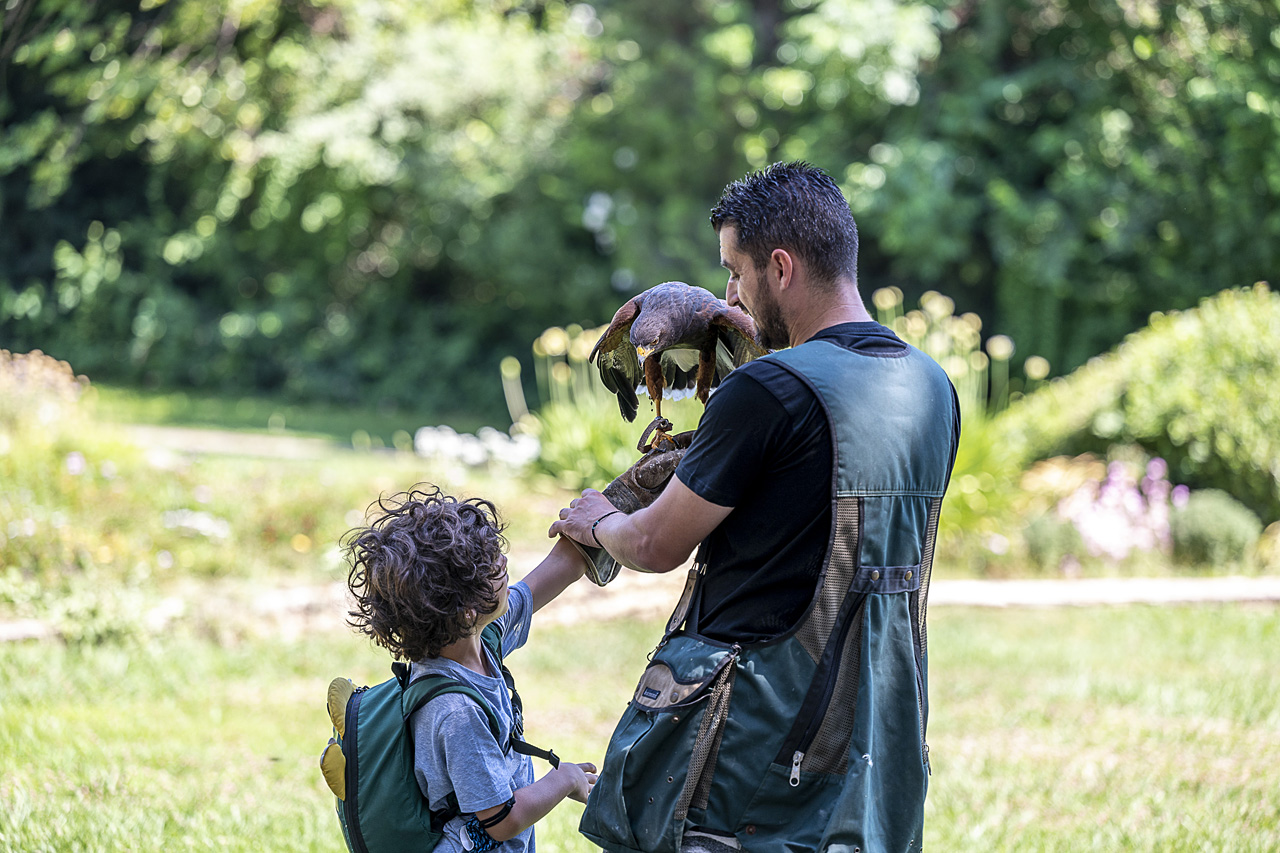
[590, 511, 621, 547]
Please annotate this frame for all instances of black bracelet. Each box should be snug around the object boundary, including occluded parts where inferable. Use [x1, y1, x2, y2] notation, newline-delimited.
[590, 510, 621, 548]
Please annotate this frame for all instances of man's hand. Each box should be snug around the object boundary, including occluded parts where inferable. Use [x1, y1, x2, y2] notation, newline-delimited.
[548, 430, 694, 585]
[549, 489, 618, 552]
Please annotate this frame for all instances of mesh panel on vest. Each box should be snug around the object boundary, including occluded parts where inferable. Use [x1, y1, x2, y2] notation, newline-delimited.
[911, 497, 942, 655]
[796, 496, 860, 663]
[801, 596, 866, 774]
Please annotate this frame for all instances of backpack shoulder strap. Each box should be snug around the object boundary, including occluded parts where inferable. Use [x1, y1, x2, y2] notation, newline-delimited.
[402, 672, 502, 744]
[476, 624, 562, 769]
[404, 630, 563, 770]
[480, 622, 504, 661]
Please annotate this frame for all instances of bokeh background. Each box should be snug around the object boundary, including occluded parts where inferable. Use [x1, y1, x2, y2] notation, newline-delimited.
[3, 1, 1279, 850]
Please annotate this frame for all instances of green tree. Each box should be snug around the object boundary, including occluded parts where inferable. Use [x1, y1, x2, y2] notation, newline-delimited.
[2, 0, 598, 418]
[5, 0, 1278, 423]
[846, 0, 1280, 374]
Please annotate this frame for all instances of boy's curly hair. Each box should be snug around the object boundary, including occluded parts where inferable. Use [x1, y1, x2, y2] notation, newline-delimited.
[344, 485, 508, 661]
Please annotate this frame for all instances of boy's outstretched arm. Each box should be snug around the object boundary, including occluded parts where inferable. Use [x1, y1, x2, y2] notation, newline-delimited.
[522, 535, 590, 613]
[477, 761, 598, 842]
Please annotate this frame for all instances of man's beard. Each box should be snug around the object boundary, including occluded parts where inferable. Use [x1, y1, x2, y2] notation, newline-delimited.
[750, 283, 789, 350]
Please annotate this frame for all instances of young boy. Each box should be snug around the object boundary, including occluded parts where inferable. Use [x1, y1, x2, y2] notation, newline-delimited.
[344, 485, 596, 853]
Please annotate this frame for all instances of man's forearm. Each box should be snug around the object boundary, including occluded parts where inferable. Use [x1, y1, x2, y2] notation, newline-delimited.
[592, 507, 684, 574]
[549, 478, 731, 575]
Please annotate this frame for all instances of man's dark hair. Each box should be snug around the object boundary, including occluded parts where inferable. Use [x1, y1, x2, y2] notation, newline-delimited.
[710, 161, 859, 286]
[344, 485, 508, 660]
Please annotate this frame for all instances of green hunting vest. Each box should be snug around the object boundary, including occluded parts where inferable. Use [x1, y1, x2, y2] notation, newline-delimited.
[579, 339, 958, 853]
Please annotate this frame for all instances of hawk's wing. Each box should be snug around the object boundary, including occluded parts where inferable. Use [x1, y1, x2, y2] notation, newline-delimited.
[590, 296, 643, 421]
[711, 307, 767, 383]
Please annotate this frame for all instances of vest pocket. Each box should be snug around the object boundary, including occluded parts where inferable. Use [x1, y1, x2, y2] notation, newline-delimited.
[579, 635, 739, 853]
[731, 759, 845, 852]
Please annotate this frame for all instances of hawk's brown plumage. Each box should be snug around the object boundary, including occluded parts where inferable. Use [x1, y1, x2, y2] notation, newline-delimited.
[590, 281, 766, 422]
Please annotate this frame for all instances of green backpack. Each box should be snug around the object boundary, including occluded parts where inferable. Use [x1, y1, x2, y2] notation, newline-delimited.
[321, 623, 559, 853]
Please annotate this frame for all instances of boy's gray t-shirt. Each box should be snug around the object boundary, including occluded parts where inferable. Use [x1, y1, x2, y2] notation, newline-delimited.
[410, 581, 537, 853]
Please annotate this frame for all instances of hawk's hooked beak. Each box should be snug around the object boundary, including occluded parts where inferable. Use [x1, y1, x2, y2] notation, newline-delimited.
[635, 345, 652, 360]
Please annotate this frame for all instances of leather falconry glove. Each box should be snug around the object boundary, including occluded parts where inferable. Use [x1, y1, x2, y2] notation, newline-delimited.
[568, 423, 695, 586]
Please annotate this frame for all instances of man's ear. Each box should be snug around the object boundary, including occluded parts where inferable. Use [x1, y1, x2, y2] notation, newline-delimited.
[770, 248, 796, 291]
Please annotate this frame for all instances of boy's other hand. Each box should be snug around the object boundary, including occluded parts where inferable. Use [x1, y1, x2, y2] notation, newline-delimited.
[557, 761, 598, 804]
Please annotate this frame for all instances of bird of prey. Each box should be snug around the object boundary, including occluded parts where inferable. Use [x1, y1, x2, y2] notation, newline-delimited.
[590, 281, 766, 425]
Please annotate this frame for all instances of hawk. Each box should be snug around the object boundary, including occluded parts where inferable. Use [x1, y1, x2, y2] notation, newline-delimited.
[590, 281, 766, 425]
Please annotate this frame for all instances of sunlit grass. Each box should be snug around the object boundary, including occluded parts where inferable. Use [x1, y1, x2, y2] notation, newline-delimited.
[2, 605, 1277, 852]
[928, 604, 1280, 850]
[88, 384, 492, 448]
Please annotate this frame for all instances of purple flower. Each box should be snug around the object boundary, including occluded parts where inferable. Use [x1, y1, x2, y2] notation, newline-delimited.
[1053, 458, 1185, 562]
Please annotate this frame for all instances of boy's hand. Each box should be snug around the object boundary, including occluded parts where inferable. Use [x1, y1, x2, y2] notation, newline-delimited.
[556, 761, 598, 804]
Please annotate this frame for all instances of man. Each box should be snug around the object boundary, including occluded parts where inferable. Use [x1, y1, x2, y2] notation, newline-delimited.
[551, 161, 960, 853]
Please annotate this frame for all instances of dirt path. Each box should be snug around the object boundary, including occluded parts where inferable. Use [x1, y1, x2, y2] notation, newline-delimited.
[4, 563, 1279, 643]
[123, 424, 340, 459]
[158, 569, 1280, 641]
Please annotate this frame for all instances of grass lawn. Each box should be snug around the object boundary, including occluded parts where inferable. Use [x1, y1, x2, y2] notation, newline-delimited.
[2, 603, 1277, 852]
[87, 384, 495, 448]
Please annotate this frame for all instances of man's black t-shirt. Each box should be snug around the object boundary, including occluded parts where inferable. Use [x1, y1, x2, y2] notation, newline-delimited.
[674, 322, 928, 643]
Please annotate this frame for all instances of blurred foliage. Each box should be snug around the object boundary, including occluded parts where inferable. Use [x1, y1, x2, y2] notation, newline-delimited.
[871, 286, 1027, 570]
[7, 0, 1276, 422]
[1170, 489, 1263, 568]
[1021, 511, 1084, 574]
[512, 323, 704, 490]
[1, 0, 605, 420]
[994, 284, 1280, 523]
[1257, 522, 1280, 572]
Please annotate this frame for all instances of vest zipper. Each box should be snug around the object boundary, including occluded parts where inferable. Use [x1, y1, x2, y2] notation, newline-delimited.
[913, 634, 929, 775]
[778, 597, 866, 774]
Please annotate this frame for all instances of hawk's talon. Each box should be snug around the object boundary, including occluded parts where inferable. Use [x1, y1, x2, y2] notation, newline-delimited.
[650, 431, 679, 453]
[638, 416, 675, 453]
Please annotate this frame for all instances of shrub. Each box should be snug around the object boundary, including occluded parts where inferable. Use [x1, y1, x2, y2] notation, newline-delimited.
[994, 284, 1280, 523]
[1022, 513, 1085, 574]
[0, 350, 114, 582]
[0, 348, 419, 643]
[1256, 522, 1280, 572]
[1170, 489, 1263, 567]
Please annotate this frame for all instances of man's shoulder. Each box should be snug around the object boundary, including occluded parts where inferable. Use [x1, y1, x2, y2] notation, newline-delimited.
[721, 353, 813, 403]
